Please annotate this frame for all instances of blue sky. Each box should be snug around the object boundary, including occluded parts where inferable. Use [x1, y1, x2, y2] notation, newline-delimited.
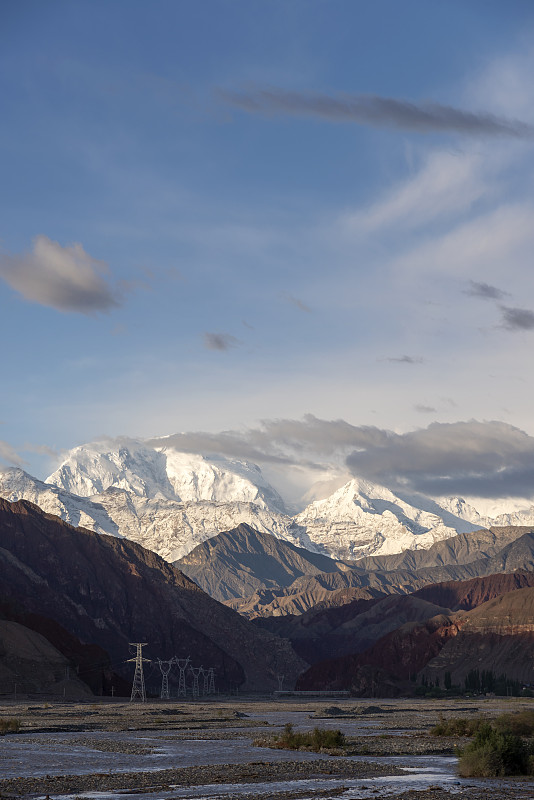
[2, 0, 534, 497]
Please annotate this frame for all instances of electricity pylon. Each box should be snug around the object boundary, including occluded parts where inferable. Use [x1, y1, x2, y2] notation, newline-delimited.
[158, 659, 174, 700]
[128, 643, 150, 702]
[175, 656, 190, 697]
[190, 666, 202, 699]
[207, 667, 215, 694]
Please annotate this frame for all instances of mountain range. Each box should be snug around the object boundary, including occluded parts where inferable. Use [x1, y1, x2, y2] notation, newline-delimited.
[191, 525, 534, 617]
[0, 498, 305, 694]
[3, 436, 534, 563]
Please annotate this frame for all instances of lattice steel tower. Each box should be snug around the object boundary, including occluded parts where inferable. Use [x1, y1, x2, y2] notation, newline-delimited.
[207, 667, 215, 694]
[128, 643, 150, 702]
[175, 656, 190, 697]
[158, 658, 174, 700]
[202, 667, 209, 696]
[190, 665, 202, 699]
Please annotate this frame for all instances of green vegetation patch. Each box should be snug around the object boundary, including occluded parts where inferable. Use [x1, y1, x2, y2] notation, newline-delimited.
[260, 723, 346, 752]
[0, 718, 20, 735]
[458, 723, 534, 778]
[431, 714, 485, 737]
[432, 711, 534, 777]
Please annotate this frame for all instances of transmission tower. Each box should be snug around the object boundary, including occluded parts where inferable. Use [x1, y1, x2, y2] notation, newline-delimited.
[200, 667, 209, 695]
[277, 674, 285, 692]
[207, 667, 215, 694]
[175, 656, 190, 697]
[158, 659, 174, 700]
[190, 665, 202, 699]
[128, 643, 150, 702]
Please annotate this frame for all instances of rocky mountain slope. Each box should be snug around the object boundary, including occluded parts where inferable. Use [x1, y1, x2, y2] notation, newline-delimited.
[176, 523, 344, 601]
[254, 593, 450, 664]
[253, 570, 534, 666]
[412, 570, 534, 611]
[0, 498, 305, 691]
[0, 620, 93, 698]
[297, 582, 534, 695]
[0, 596, 122, 695]
[227, 526, 534, 617]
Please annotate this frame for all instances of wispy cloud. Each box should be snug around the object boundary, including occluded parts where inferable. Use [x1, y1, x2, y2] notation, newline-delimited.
[219, 87, 534, 138]
[414, 404, 437, 413]
[393, 204, 534, 283]
[465, 280, 509, 300]
[0, 236, 121, 314]
[284, 294, 312, 313]
[500, 306, 534, 331]
[203, 332, 240, 351]
[0, 441, 25, 467]
[22, 442, 59, 458]
[343, 151, 490, 234]
[384, 355, 424, 364]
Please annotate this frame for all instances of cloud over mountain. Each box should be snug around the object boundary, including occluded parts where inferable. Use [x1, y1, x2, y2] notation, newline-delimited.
[150, 417, 534, 500]
[0, 441, 24, 467]
[346, 420, 534, 498]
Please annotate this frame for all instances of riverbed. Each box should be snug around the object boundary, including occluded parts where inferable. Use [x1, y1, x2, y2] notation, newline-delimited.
[1, 696, 534, 799]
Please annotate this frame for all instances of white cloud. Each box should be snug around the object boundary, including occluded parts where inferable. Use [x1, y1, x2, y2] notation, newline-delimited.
[392, 203, 534, 284]
[341, 150, 492, 234]
[465, 48, 534, 121]
[0, 235, 120, 314]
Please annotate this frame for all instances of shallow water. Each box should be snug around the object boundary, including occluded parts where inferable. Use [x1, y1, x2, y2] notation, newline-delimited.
[45, 760, 466, 800]
[3, 710, 534, 800]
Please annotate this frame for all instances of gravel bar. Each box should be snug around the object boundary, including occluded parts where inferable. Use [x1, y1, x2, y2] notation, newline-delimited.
[0, 758, 402, 797]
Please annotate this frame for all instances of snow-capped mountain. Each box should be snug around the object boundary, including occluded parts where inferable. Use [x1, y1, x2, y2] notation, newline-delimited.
[435, 495, 534, 530]
[47, 438, 287, 512]
[0, 467, 120, 537]
[290, 478, 480, 560]
[2, 437, 534, 563]
[0, 464, 292, 562]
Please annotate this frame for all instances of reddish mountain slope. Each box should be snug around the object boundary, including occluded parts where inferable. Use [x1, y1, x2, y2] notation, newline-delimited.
[255, 593, 449, 664]
[297, 585, 534, 695]
[412, 570, 534, 611]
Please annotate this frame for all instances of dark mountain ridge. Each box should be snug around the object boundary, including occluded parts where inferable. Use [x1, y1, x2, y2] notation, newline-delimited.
[0, 499, 305, 692]
[227, 528, 534, 617]
[176, 523, 342, 602]
[255, 568, 534, 668]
